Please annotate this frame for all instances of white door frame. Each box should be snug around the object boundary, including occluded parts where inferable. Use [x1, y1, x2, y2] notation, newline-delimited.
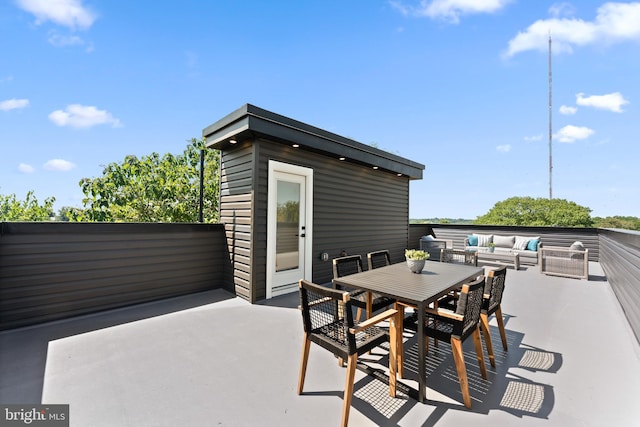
[266, 160, 313, 298]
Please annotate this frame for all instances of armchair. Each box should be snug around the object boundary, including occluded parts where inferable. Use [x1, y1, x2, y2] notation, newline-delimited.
[298, 280, 398, 427]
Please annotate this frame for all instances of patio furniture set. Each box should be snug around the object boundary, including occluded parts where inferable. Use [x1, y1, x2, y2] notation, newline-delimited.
[421, 234, 589, 279]
[298, 250, 512, 426]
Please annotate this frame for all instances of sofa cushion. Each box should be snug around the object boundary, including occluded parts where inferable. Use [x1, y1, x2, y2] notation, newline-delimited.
[467, 234, 478, 246]
[494, 235, 515, 248]
[475, 234, 493, 247]
[527, 238, 540, 251]
[513, 236, 530, 250]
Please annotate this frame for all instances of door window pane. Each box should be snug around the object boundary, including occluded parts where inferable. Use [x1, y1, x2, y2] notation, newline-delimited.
[276, 180, 300, 272]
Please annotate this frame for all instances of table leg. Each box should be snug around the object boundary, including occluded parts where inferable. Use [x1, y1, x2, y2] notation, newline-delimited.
[366, 291, 373, 319]
[417, 302, 426, 403]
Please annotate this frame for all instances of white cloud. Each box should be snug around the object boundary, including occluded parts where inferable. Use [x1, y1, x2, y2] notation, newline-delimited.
[18, 163, 35, 173]
[504, 2, 640, 57]
[0, 98, 30, 111]
[524, 134, 543, 142]
[548, 2, 576, 18]
[559, 105, 577, 115]
[576, 92, 629, 113]
[16, 0, 96, 30]
[44, 159, 76, 171]
[390, 0, 511, 23]
[48, 104, 121, 129]
[496, 144, 511, 152]
[554, 125, 594, 143]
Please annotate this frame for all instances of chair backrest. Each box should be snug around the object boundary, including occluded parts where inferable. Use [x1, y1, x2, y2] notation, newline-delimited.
[332, 255, 363, 279]
[367, 250, 391, 270]
[452, 276, 485, 340]
[420, 239, 447, 261]
[440, 248, 478, 266]
[483, 266, 507, 315]
[299, 279, 357, 355]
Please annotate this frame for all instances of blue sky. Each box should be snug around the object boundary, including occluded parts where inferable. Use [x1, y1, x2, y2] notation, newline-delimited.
[1, 0, 639, 219]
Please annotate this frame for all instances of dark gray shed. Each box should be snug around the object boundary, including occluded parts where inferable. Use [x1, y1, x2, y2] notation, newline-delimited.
[203, 104, 425, 302]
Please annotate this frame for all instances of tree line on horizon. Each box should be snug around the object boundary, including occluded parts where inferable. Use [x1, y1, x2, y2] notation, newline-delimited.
[1, 140, 639, 231]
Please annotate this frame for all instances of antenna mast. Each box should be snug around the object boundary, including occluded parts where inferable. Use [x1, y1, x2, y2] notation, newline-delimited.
[548, 32, 553, 200]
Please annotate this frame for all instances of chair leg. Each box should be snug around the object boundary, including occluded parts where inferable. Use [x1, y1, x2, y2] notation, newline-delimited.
[341, 354, 358, 427]
[495, 306, 508, 351]
[389, 313, 398, 397]
[472, 326, 487, 380]
[451, 338, 471, 409]
[479, 313, 496, 368]
[298, 334, 311, 395]
[355, 307, 363, 322]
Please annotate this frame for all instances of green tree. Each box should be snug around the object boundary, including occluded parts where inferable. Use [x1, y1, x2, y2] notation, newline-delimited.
[0, 191, 56, 221]
[593, 216, 640, 231]
[74, 138, 219, 222]
[474, 196, 593, 227]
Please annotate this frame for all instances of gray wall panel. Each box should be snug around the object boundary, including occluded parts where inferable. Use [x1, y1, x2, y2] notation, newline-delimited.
[599, 229, 640, 345]
[0, 222, 231, 330]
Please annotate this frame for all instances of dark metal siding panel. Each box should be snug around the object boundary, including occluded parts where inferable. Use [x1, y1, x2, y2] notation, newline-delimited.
[252, 139, 411, 292]
[0, 222, 230, 330]
[219, 144, 255, 301]
[599, 229, 640, 345]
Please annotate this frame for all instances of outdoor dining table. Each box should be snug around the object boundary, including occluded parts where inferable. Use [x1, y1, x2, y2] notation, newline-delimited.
[332, 261, 483, 403]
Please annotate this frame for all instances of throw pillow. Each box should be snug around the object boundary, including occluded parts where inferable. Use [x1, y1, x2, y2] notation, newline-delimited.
[494, 235, 515, 248]
[570, 241, 585, 251]
[476, 234, 493, 247]
[513, 236, 529, 251]
[527, 238, 540, 251]
[467, 235, 478, 246]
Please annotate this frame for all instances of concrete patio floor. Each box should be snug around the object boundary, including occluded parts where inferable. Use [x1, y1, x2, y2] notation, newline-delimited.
[2, 262, 639, 426]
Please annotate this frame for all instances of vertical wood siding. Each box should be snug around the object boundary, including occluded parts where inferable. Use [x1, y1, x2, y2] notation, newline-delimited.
[0, 222, 230, 330]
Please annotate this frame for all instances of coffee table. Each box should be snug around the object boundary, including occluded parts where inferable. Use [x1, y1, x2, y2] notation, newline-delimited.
[475, 249, 520, 270]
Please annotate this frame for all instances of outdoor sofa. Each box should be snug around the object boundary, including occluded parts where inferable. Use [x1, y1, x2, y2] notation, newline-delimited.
[464, 233, 541, 265]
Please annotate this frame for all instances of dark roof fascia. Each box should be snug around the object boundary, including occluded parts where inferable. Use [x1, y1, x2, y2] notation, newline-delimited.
[202, 104, 425, 179]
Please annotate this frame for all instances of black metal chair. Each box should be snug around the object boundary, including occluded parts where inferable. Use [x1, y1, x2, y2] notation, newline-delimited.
[333, 255, 393, 321]
[298, 279, 398, 427]
[404, 276, 487, 409]
[440, 248, 478, 266]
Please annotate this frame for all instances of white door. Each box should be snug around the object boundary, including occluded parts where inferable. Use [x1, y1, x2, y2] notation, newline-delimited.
[267, 161, 313, 298]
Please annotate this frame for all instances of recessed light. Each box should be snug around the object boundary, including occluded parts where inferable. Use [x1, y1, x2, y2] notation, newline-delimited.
[339, 157, 346, 161]
[229, 139, 237, 144]
[292, 144, 300, 148]
[372, 166, 379, 170]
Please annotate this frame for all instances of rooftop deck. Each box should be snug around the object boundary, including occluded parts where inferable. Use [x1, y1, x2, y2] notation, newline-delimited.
[2, 262, 639, 426]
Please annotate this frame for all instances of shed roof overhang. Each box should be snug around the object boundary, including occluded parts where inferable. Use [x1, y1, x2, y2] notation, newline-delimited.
[202, 104, 425, 180]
